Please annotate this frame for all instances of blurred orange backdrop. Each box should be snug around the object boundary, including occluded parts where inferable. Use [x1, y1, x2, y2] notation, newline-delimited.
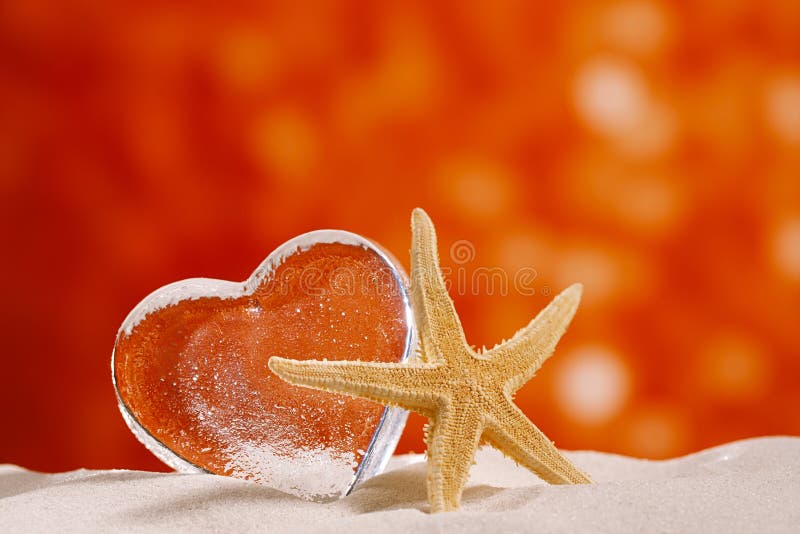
[1, 1, 799, 473]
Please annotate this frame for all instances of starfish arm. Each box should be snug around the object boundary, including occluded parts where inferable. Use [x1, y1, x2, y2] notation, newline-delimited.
[485, 283, 582, 392]
[425, 404, 484, 512]
[485, 400, 591, 485]
[410, 208, 471, 363]
[268, 357, 443, 415]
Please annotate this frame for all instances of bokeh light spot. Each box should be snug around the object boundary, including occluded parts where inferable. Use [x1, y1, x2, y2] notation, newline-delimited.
[616, 101, 678, 158]
[764, 74, 800, 145]
[554, 345, 632, 426]
[554, 244, 633, 306]
[697, 333, 771, 402]
[334, 14, 442, 135]
[215, 28, 278, 91]
[771, 216, 800, 281]
[614, 173, 683, 232]
[439, 158, 514, 220]
[494, 230, 553, 274]
[570, 156, 685, 235]
[250, 109, 318, 181]
[602, 0, 671, 56]
[623, 406, 689, 459]
[574, 57, 649, 137]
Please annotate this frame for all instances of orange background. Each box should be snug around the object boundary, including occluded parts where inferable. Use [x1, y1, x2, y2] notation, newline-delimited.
[1, 1, 799, 473]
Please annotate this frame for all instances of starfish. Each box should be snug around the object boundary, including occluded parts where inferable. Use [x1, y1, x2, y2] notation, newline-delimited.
[269, 208, 591, 512]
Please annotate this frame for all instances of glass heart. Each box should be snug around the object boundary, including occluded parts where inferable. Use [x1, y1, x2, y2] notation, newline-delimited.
[112, 230, 414, 499]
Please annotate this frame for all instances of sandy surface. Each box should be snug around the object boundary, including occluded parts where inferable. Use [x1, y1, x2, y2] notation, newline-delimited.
[2, 437, 799, 533]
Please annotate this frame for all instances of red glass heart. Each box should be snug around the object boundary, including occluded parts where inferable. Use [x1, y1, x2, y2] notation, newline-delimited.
[112, 231, 413, 498]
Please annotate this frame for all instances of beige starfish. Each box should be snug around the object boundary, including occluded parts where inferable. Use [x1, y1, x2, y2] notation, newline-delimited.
[269, 208, 591, 512]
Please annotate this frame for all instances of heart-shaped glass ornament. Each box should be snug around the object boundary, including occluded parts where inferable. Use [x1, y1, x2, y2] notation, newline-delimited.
[112, 231, 415, 499]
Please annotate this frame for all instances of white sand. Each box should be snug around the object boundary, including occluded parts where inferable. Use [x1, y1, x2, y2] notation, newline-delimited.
[2, 437, 798, 533]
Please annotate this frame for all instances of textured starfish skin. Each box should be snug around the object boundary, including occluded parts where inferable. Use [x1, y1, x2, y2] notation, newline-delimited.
[269, 208, 591, 512]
